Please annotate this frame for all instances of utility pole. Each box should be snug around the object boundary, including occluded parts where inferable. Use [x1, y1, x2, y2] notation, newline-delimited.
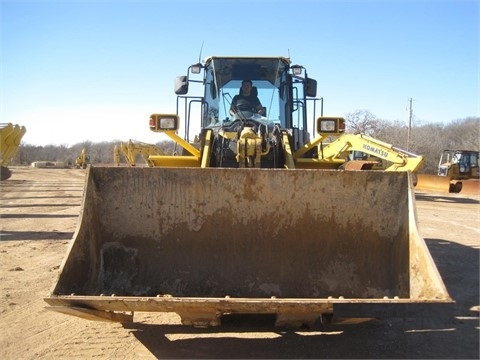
[407, 98, 413, 151]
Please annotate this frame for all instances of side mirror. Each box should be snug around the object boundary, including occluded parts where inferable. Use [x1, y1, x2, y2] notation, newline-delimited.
[174, 76, 188, 95]
[305, 77, 317, 97]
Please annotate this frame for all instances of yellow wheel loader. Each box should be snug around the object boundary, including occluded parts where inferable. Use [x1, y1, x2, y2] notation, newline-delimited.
[45, 56, 452, 327]
[416, 149, 479, 194]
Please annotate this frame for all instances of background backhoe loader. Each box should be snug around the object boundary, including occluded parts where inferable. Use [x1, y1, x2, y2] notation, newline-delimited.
[45, 56, 452, 327]
[416, 149, 479, 194]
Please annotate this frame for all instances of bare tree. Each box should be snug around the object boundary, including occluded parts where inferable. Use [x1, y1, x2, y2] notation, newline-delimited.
[410, 123, 446, 173]
[375, 119, 409, 147]
[345, 109, 379, 136]
[444, 117, 480, 150]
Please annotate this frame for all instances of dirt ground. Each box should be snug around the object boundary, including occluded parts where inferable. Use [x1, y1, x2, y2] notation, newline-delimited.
[0, 166, 478, 359]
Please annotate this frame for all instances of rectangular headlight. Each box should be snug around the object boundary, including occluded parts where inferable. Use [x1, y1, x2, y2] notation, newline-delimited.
[149, 114, 179, 132]
[319, 120, 336, 132]
[159, 117, 177, 130]
[316, 117, 346, 134]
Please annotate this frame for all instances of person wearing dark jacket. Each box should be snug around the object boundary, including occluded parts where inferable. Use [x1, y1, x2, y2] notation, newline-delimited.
[229, 80, 265, 117]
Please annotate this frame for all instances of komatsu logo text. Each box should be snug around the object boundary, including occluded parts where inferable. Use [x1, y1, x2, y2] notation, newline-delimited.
[363, 144, 389, 158]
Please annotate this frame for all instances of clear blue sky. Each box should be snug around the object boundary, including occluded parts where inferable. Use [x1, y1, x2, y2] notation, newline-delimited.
[1, 0, 479, 146]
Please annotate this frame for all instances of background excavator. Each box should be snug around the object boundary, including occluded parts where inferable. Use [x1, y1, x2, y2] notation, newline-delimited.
[113, 139, 163, 166]
[45, 56, 451, 328]
[74, 148, 90, 169]
[416, 149, 479, 194]
[1, 123, 27, 180]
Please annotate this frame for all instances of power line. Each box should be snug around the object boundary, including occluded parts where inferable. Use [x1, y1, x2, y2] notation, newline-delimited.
[407, 97, 413, 151]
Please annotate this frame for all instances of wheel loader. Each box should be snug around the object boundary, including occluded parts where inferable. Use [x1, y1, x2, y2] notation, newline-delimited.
[45, 56, 452, 327]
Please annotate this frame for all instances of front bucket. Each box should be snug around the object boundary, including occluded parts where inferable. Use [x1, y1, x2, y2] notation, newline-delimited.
[45, 167, 452, 326]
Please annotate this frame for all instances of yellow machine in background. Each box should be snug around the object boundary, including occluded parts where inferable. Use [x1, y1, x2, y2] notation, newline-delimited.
[438, 149, 479, 178]
[114, 139, 164, 166]
[1, 123, 27, 180]
[293, 130, 424, 172]
[45, 56, 451, 327]
[417, 149, 479, 194]
[74, 148, 90, 169]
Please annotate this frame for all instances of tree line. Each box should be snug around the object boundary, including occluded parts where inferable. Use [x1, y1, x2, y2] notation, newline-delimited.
[11, 113, 479, 174]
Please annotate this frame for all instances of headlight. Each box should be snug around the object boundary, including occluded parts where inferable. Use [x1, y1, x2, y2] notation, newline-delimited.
[319, 120, 336, 132]
[316, 117, 346, 134]
[149, 114, 179, 132]
[159, 117, 176, 129]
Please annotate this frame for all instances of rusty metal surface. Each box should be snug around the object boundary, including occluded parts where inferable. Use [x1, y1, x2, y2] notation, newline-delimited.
[415, 174, 480, 195]
[46, 167, 452, 324]
[459, 179, 480, 195]
[44, 295, 453, 327]
[415, 174, 452, 193]
[343, 160, 377, 170]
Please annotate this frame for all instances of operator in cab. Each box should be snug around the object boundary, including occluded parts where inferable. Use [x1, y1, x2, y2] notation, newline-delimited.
[229, 80, 265, 118]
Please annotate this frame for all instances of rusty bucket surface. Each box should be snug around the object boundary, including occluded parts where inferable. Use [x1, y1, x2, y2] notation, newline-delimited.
[45, 167, 452, 326]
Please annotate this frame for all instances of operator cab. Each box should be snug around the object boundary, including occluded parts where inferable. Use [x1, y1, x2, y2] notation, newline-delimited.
[173, 56, 319, 167]
[177, 57, 317, 146]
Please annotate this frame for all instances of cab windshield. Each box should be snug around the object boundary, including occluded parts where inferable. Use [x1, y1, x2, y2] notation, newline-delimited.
[219, 80, 279, 123]
[202, 57, 289, 129]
